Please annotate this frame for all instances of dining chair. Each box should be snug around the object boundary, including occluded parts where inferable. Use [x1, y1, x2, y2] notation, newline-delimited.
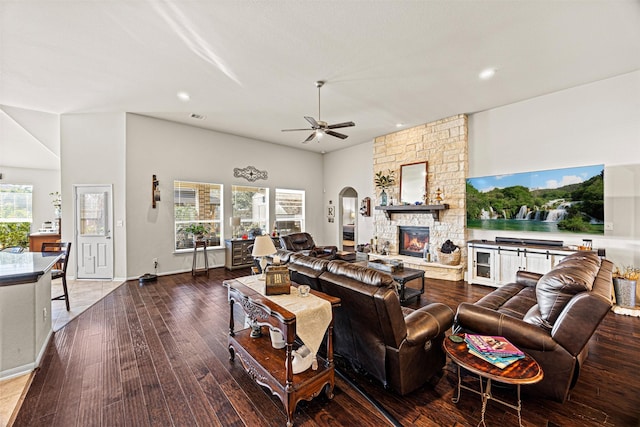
[41, 242, 72, 311]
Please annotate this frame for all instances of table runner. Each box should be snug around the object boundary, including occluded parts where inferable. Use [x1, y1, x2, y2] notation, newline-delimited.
[235, 276, 332, 355]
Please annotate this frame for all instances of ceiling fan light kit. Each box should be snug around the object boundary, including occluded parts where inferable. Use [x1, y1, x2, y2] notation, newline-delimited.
[282, 80, 355, 144]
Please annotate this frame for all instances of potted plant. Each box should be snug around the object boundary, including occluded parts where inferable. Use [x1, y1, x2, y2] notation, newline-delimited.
[374, 169, 396, 206]
[184, 223, 210, 241]
[50, 191, 62, 218]
[613, 265, 639, 308]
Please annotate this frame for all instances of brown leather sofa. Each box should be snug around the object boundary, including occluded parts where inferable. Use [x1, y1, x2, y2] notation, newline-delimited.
[455, 251, 613, 402]
[288, 256, 454, 395]
[287, 253, 330, 290]
[279, 232, 337, 260]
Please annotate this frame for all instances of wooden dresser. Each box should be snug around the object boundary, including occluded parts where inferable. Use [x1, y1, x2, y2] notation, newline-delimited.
[224, 238, 255, 270]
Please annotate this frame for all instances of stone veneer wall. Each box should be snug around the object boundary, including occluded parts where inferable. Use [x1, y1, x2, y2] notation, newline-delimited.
[373, 114, 468, 262]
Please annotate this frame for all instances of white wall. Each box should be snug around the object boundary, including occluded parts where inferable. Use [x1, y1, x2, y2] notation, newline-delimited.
[60, 113, 127, 280]
[0, 106, 61, 236]
[323, 141, 375, 248]
[468, 71, 640, 267]
[125, 114, 324, 278]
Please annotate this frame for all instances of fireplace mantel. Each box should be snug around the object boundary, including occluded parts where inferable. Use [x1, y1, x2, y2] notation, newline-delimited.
[375, 204, 449, 221]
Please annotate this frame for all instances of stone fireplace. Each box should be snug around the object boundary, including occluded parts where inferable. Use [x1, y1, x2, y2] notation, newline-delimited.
[370, 114, 468, 280]
[398, 226, 429, 257]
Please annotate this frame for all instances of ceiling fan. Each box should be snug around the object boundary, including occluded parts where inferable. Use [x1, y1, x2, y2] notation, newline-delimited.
[282, 80, 355, 143]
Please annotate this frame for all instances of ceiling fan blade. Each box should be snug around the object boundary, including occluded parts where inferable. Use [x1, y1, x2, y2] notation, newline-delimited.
[325, 130, 349, 139]
[327, 121, 355, 129]
[302, 132, 316, 143]
[305, 116, 319, 128]
[282, 128, 312, 132]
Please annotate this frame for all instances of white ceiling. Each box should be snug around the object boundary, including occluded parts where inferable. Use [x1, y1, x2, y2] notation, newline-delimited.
[1, 0, 639, 153]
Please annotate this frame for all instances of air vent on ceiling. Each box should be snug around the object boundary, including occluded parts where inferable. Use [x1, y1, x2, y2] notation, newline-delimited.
[190, 113, 206, 120]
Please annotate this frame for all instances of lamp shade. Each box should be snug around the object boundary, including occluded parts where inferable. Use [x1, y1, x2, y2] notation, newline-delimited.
[230, 216, 241, 227]
[252, 235, 277, 257]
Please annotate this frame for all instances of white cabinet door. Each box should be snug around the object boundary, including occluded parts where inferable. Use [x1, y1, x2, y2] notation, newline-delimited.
[468, 246, 496, 287]
[523, 251, 553, 275]
[496, 250, 523, 285]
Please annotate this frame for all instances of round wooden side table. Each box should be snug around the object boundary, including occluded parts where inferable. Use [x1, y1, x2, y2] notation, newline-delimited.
[443, 334, 543, 427]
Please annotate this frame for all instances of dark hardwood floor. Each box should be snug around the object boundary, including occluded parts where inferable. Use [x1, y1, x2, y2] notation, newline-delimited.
[13, 267, 640, 426]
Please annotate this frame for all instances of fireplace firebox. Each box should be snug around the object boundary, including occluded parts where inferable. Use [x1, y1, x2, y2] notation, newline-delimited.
[398, 226, 430, 257]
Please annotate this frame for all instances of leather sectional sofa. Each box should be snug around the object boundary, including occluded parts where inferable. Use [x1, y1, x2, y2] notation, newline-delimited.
[455, 251, 613, 402]
[288, 255, 454, 395]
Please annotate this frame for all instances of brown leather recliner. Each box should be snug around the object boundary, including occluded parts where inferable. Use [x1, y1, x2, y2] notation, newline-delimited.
[317, 261, 454, 395]
[455, 251, 613, 402]
[279, 232, 337, 260]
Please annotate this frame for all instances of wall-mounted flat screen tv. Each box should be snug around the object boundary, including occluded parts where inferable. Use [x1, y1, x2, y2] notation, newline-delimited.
[467, 165, 604, 234]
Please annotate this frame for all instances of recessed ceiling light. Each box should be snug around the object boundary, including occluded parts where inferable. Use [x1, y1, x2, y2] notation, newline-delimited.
[189, 113, 205, 120]
[479, 68, 497, 80]
[177, 91, 191, 102]
[396, 123, 404, 128]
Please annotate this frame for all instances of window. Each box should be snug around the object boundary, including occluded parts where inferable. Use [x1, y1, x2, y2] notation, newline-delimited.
[0, 184, 32, 249]
[0, 184, 33, 223]
[232, 185, 268, 236]
[174, 181, 222, 251]
[275, 188, 305, 235]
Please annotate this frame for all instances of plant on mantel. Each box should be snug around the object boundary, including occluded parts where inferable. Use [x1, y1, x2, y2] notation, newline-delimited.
[374, 170, 396, 206]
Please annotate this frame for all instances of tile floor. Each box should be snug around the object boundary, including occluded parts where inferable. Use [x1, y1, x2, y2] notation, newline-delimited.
[0, 278, 123, 427]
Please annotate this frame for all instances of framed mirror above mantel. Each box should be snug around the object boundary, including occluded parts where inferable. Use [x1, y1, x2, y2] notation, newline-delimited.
[400, 161, 427, 205]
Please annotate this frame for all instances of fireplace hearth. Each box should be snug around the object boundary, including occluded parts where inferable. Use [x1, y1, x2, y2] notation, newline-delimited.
[398, 226, 430, 257]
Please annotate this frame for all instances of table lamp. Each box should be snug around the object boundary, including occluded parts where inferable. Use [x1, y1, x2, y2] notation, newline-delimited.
[252, 235, 277, 280]
[230, 216, 241, 238]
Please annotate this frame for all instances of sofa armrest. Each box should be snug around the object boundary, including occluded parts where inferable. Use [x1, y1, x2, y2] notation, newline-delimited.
[455, 302, 559, 352]
[516, 270, 543, 287]
[404, 303, 453, 345]
[551, 292, 611, 356]
[312, 245, 337, 256]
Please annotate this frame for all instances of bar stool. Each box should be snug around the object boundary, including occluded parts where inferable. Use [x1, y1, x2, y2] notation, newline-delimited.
[41, 242, 72, 311]
[192, 240, 209, 276]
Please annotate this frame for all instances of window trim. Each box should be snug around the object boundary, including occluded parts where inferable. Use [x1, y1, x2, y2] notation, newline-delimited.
[275, 188, 305, 234]
[173, 180, 224, 253]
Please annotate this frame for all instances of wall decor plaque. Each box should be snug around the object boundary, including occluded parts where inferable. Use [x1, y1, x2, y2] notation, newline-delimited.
[234, 166, 268, 182]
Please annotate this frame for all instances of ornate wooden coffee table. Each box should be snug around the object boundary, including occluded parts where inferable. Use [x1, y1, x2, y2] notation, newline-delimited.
[443, 334, 543, 427]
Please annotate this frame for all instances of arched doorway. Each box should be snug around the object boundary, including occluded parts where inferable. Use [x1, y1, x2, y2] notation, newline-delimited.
[339, 187, 358, 252]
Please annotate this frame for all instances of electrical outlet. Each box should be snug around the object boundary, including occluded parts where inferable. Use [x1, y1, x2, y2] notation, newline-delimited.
[605, 222, 614, 231]
[43, 307, 47, 321]
[153, 258, 158, 269]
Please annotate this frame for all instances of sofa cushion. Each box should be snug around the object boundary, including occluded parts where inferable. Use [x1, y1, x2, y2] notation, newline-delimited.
[557, 251, 601, 270]
[522, 304, 550, 330]
[327, 261, 395, 288]
[536, 252, 601, 326]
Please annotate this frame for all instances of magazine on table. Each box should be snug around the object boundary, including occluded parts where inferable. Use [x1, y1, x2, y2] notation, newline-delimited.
[467, 348, 524, 369]
[464, 334, 524, 357]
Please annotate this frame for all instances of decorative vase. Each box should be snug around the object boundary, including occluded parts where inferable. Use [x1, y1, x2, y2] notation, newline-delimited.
[380, 189, 388, 206]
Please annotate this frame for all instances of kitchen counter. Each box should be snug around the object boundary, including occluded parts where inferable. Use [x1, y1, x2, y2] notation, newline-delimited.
[0, 251, 62, 379]
[0, 251, 62, 286]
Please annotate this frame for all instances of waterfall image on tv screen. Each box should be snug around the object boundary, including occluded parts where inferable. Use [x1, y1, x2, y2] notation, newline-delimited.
[466, 164, 604, 234]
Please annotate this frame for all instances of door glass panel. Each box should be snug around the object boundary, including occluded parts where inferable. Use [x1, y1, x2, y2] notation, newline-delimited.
[80, 192, 107, 236]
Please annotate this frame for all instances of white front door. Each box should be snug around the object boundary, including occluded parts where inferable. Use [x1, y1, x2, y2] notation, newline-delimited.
[75, 185, 113, 279]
